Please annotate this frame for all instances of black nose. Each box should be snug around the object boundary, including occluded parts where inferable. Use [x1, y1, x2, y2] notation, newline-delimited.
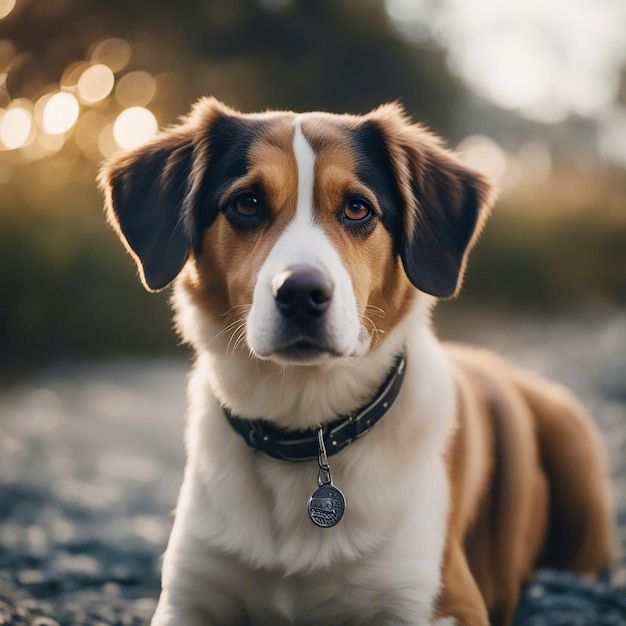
[273, 266, 333, 320]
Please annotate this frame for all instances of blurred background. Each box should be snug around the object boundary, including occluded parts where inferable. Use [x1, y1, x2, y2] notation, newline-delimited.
[1, 2, 625, 622]
[0, 0, 625, 376]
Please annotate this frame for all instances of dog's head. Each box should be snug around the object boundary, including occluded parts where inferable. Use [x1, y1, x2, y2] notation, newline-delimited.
[100, 98, 494, 365]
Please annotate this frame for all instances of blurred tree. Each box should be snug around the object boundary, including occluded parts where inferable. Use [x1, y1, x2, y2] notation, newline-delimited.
[2, 0, 466, 134]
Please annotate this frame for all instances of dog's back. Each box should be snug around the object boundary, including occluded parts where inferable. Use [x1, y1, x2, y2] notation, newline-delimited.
[441, 345, 613, 624]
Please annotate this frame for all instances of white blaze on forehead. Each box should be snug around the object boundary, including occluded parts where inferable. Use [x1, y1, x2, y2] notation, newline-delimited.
[245, 116, 365, 362]
[292, 117, 316, 224]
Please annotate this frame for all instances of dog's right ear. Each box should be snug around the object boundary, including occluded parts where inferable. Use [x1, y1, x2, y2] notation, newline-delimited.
[98, 98, 228, 291]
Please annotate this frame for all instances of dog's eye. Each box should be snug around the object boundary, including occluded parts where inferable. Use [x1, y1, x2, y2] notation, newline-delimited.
[224, 191, 266, 228]
[233, 192, 260, 217]
[343, 198, 373, 222]
[341, 198, 377, 236]
[344, 199, 372, 222]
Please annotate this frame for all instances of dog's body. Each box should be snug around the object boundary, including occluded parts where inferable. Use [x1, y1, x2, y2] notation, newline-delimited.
[100, 99, 613, 625]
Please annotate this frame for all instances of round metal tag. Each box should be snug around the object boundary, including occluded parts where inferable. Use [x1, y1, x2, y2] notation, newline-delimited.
[307, 484, 345, 528]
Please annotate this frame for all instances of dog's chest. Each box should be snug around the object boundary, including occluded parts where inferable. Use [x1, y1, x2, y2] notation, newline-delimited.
[220, 526, 445, 626]
[181, 334, 456, 622]
[197, 400, 446, 565]
[190, 433, 449, 624]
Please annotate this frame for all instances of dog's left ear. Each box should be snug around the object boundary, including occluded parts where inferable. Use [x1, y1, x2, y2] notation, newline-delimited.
[372, 104, 496, 298]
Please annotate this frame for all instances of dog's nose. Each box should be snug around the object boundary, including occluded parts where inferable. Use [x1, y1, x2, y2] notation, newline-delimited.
[273, 266, 333, 319]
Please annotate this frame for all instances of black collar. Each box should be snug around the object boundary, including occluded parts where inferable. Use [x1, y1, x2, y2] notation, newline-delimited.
[223, 352, 406, 462]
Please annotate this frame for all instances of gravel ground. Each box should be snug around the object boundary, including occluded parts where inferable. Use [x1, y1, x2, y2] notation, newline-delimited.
[0, 312, 625, 625]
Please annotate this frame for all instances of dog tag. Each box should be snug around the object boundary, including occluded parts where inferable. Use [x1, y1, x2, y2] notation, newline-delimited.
[307, 428, 345, 528]
[308, 484, 345, 528]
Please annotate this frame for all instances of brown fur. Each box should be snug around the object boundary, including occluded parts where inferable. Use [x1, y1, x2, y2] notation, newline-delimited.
[183, 116, 299, 328]
[302, 118, 416, 348]
[100, 98, 613, 625]
[437, 346, 614, 625]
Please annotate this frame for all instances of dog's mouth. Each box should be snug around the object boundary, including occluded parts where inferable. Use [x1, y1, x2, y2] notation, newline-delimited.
[259, 337, 342, 365]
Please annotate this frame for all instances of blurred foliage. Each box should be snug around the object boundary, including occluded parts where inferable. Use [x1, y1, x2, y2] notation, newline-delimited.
[457, 169, 626, 314]
[2, 0, 463, 133]
[0, 0, 624, 374]
[0, 196, 179, 377]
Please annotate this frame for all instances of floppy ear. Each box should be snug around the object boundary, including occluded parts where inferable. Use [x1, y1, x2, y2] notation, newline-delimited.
[372, 104, 495, 298]
[98, 98, 226, 291]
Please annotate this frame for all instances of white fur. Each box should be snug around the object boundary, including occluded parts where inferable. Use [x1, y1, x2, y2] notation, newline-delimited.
[246, 119, 366, 365]
[156, 301, 455, 625]
[152, 120, 458, 625]
[292, 118, 315, 224]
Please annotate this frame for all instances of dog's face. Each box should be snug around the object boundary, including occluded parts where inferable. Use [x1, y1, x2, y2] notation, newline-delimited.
[100, 99, 493, 365]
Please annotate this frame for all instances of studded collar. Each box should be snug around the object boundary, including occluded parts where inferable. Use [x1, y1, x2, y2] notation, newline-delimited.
[222, 351, 406, 462]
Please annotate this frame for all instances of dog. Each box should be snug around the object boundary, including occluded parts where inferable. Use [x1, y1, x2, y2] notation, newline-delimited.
[99, 98, 614, 625]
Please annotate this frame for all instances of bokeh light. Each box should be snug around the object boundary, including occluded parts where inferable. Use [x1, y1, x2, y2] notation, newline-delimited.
[451, 31, 558, 113]
[113, 107, 158, 150]
[33, 93, 51, 129]
[43, 92, 80, 134]
[75, 110, 108, 157]
[517, 141, 552, 183]
[0, 39, 16, 72]
[38, 132, 65, 154]
[20, 132, 64, 161]
[77, 64, 115, 104]
[457, 135, 507, 185]
[90, 38, 132, 73]
[0, 0, 16, 21]
[1, 106, 32, 149]
[61, 61, 91, 88]
[98, 124, 118, 158]
[384, 0, 432, 44]
[115, 71, 156, 107]
[386, 0, 626, 127]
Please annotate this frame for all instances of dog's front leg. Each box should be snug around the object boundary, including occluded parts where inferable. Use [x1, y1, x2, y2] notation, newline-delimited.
[433, 543, 489, 626]
[151, 588, 220, 626]
[151, 513, 252, 626]
[150, 574, 250, 626]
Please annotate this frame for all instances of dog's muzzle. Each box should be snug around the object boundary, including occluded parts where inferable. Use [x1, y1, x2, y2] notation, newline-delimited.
[272, 265, 333, 323]
[266, 264, 339, 361]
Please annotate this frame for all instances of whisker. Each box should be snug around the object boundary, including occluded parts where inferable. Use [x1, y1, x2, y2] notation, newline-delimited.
[225, 321, 247, 356]
[359, 313, 386, 346]
[233, 329, 246, 348]
[211, 304, 252, 344]
[270, 362, 287, 382]
[219, 304, 252, 318]
[232, 327, 249, 353]
[212, 316, 248, 342]
[357, 304, 386, 319]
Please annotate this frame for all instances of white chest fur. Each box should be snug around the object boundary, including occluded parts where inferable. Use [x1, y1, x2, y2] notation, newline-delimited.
[155, 307, 456, 625]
